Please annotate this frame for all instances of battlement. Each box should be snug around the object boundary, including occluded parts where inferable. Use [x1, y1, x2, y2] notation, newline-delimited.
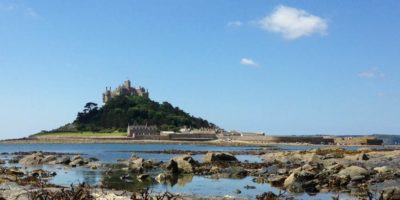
[103, 80, 149, 103]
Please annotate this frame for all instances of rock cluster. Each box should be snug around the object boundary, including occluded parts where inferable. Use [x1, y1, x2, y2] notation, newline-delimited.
[259, 148, 400, 197]
[15, 152, 101, 169]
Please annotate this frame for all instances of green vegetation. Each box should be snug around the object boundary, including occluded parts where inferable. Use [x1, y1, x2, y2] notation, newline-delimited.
[50, 95, 215, 133]
[35, 132, 127, 137]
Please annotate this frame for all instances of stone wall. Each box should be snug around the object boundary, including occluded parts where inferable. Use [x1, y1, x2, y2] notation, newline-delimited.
[223, 135, 334, 145]
[131, 133, 217, 141]
[168, 133, 217, 141]
[334, 137, 383, 145]
[132, 135, 169, 140]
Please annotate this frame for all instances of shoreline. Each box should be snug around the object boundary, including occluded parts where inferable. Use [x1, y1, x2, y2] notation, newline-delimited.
[1, 147, 400, 199]
[0, 137, 390, 148]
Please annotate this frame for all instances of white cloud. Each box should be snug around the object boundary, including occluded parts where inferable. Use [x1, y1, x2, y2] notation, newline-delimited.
[0, 3, 39, 18]
[25, 7, 39, 18]
[358, 68, 385, 79]
[240, 58, 259, 67]
[258, 5, 328, 39]
[227, 21, 243, 27]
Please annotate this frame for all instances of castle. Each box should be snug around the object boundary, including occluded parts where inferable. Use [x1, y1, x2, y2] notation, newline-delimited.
[102, 80, 149, 103]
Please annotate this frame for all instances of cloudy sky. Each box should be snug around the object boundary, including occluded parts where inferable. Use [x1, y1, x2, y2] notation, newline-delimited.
[1, 1, 400, 139]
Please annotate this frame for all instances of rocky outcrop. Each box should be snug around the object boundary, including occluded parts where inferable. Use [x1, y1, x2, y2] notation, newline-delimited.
[338, 166, 368, 180]
[18, 152, 44, 165]
[203, 152, 238, 163]
[128, 156, 144, 173]
[381, 187, 400, 200]
[167, 155, 198, 173]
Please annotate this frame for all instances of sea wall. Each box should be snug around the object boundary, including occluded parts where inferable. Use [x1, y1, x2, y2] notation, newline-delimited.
[132, 133, 217, 141]
[223, 136, 334, 145]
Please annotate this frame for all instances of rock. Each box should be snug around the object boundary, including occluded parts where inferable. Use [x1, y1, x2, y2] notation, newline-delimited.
[244, 185, 256, 189]
[203, 152, 238, 163]
[325, 163, 343, 172]
[0, 160, 5, 165]
[142, 160, 155, 169]
[234, 189, 241, 194]
[261, 165, 278, 174]
[256, 192, 278, 200]
[6, 168, 24, 176]
[165, 159, 179, 174]
[357, 153, 369, 161]
[69, 158, 84, 167]
[374, 166, 391, 174]
[56, 156, 71, 165]
[277, 168, 288, 175]
[120, 174, 133, 182]
[230, 168, 248, 179]
[350, 175, 365, 182]
[42, 155, 57, 163]
[210, 166, 220, 174]
[137, 174, 150, 182]
[338, 166, 368, 180]
[283, 167, 317, 193]
[18, 153, 44, 165]
[0, 182, 30, 200]
[170, 155, 198, 173]
[88, 162, 101, 170]
[31, 169, 56, 178]
[71, 155, 83, 161]
[155, 173, 168, 183]
[381, 187, 400, 200]
[129, 156, 144, 173]
[267, 174, 287, 186]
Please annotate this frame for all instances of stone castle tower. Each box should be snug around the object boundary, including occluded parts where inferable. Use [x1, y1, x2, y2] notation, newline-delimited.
[103, 80, 149, 103]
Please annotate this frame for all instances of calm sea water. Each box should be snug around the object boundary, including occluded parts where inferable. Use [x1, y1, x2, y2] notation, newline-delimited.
[0, 143, 356, 199]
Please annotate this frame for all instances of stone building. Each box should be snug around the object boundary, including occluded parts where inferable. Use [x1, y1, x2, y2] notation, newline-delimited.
[103, 80, 149, 103]
[127, 125, 159, 138]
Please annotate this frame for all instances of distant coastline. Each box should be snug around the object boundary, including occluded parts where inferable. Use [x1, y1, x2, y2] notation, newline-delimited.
[0, 135, 387, 147]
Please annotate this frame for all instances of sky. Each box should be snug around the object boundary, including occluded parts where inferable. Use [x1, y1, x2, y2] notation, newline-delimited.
[0, 0, 400, 139]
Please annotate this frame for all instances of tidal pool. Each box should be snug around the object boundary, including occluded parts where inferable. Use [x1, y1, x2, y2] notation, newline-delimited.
[0, 143, 361, 199]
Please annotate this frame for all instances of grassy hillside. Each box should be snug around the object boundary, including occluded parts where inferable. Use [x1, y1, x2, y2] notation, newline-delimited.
[34, 132, 127, 137]
[47, 95, 216, 133]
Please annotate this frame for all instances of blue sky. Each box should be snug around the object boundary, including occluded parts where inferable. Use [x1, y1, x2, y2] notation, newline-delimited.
[1, 1, 400, 139]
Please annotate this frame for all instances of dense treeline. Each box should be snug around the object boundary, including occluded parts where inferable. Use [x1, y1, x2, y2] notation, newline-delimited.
[56, 95, 216, 132]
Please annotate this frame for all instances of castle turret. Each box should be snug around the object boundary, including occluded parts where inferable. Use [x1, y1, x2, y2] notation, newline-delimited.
[124, 80, 131, 89]
[102, 80, 149, 104]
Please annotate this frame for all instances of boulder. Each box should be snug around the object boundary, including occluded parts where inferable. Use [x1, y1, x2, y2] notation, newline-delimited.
[166, 159, 179, 174]
[18, 153, 44, 165]
[42, 155, 57, 163]
[203, 152, 238, 163]
[338, 166, 368, 180]
[69, 158, 85, 167]
[6, 168, 24, 176]
[155, 173, 168, 183]
[137, 174, 150, 182]
[88, 162, 101, 170]
[381, 187, 400, 200]
[374, 166, 391, 174]
[71, 155, 83, 161]
[56, 156, 71, 165]
[230, 168, 248, 179]
[267, 174, 287, 186]
[31, 169, 56, 178]
[169, 155, 198, 173]
[260, 165, 278, 174]
[283, 167, 317, 193]
[129, 156, 144, 173]
[357, 153, 369, 161]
